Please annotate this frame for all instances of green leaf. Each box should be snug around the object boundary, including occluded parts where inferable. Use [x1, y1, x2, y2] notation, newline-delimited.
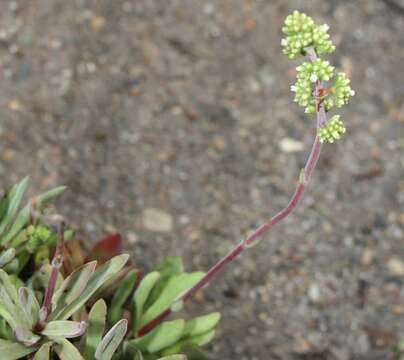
[52, 261, 97, 312]
[14, 325, 41, 347]
[140, 272, 204, 328]
[0, 248, 16, 267]
[131, 319, 185, 354]
[2, 186, 66, 246]
[0, 177, 29, 240]
[50, 254, 129, 321]
[95, 319, 128, 360]
[122, 341, 144, 360]
[0, 338, 37, 359]
[161, 330, 215, 357]
[146, 257, 184, 306]
[89, 268, 130, 301]
[41, 320, 86, 338]
[0, 187, 11, 221]
[133, 271, 160, 332]
[0, 304, 15, 330]
[34, 186, 67, 204]
[0, 317, 12, 339]
[187, 330, 215, 347]
[83, 299, 107, 360]
[108, 269, 138, 324]
[0, 269, 18, 302]
[181, 345, 210, 360]
[157, 356, 187, 360]
[183, 313, 220, 337]
[2, 257, 19, 273]
[33, 342, 52, 360]
[155, 257, 184, 275]
[0, 269, 30, 328]
[53, 337, 84, 360]
[18, 287, 40, 327]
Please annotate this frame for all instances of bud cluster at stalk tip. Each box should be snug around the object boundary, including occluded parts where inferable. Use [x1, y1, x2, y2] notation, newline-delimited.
[281, 10, 335, 59]
[283, 11, 355, 144]
[318, 115, 346, 143]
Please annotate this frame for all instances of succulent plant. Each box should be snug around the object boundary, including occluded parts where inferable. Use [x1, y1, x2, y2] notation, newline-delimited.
[0, 251, 129, 359]
[0, 177, 72, 274]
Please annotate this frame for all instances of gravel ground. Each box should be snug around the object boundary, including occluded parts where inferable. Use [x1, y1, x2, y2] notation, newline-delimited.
[0, 1, 403, 359]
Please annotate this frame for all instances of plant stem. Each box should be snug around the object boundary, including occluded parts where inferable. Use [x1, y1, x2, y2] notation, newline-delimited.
[138, 51, 328, 338]
[39, 222, 65, 324]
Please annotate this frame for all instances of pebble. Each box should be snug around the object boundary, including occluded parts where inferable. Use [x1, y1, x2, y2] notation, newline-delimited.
[91, 15, 106, 31]
[279, 137, 304, 153]
[143, 208, 173, 233]
[8, 99, 22, 111]
[387, 258, 404, 276]
[126, 231, 138, 244]
[308, 283, 322, 303]
[361, 248, 374, 266]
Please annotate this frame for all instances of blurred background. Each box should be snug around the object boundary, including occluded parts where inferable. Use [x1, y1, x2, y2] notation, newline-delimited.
[0, 0, 403, 359]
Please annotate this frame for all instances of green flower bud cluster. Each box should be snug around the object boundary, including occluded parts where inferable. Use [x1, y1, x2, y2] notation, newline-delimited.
[281, 11, 335, 59]
[283, 11, 354, 144]
[291, 59, 335, 113]
[318, 115, 346, 143]
[290, 78, 313, 110]
[331, 72, 355, 107]
[297, 59, 334, 82]
[26, 224, 52, 252]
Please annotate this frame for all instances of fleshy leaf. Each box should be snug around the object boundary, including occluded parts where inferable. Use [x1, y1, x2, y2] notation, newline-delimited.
[0, 267, 19, 303]
[0, 269, 30, 328]
[146, 257, 183, 306]
[90, 233, 123, 264]
[3, 258, 19, 273]
[0, 177, 29, 240]
[53, 337, 84, 360]
[83, 299, 107, 360]
[133, 271, 160, 332]
[0, 248, 16, 268]
[50, 254, 129, 320]
[0, 317, 12, 339]
[162, 330, 215, 356]
[140, 272, 204, 327]
[89, 268, 132, 301]
[0, 338, 37, 359]
[52, 261, 97, 312]
[122, 342, 144, 360]
[0, 304, 16, 330]
[18, 287, 40, 327]
[41, 320, 86, 338]
[14, 325, 41, 347]
[2, 186, 66, 246]
[187, 330, 215, 347]
[108, 269, 138, 324]
[95, 319, 128, 360]
[131, 319, 185, 353]
[33, 342, 52, 360]
[183, 313, 220, 337]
